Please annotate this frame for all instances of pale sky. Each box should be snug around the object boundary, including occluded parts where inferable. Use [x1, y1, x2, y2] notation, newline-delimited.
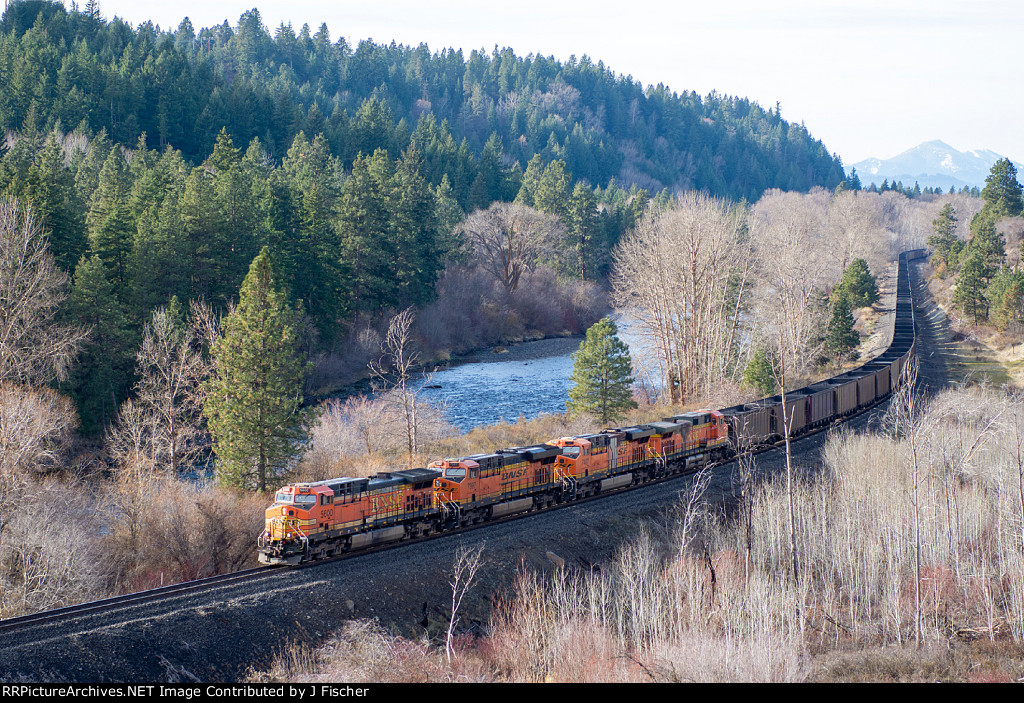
[85, 0, 1024, 168]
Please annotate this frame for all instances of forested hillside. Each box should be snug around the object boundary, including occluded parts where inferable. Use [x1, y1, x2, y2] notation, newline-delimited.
[0, 1, 844, 202]
[0, 1, 848, 434]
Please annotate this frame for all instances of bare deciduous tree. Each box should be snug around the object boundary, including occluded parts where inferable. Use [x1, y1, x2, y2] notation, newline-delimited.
[0, 197, 86, 386]
[883, 358, 924, 647]
[369, 308, 449, 465]
[0, 480, 102, 618]
[825, 190, 893, 276]
[749, 190, 832, 380]
[459, 202, 562, 294]
[0, 383, 78, 510]
[370, 308, 421, 462]
[747, 190, 836, 602]
[313, 396, 391, 461]
[108, 301, 212, 475]
[446, 543, 484, 664]
[612, 192, 747, 403]
[731, 433, 758, 589]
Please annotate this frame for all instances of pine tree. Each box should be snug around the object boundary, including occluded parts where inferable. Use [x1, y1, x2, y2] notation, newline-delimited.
[203, 248, 310, 492]
[434, 174, 465, 262]
[980, 158, 1024, 220]
[838, 258, 879, 308]
[478, 132, 504, 202]
[514, 154, 544, 208]
[65, 255, 136, 433]
[25, 134, 86, 273]
[965, 218, 1005, 282]
[534, 159, 571, 220]
[278, 133, 344, 337]
[86, 149, 134, 287]
[566, 316, 637, 424]
[988, 265, 1024, 330]
[338, 149, 397, 312]
[847, 168, 862, 191]
[823, 290, 860, 365]
[392, 145, 441, 306]
[742, 346, 777, 397]
[564, 182, 598, 279]
[928, 203, 959, 275]
[954, 253, 989, 324]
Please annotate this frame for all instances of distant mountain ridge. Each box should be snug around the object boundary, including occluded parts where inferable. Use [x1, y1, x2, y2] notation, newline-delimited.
[850, 140, 1024, 191]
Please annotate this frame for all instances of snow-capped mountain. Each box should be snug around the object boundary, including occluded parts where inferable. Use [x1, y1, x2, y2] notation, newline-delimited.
[850, 140, 1024, 191]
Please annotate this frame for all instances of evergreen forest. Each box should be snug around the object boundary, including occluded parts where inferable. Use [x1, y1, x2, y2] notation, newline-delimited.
[0, 0, 847, 434]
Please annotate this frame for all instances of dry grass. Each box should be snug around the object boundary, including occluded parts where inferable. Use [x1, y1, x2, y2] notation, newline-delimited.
[810, 640, 1024, 682]
[248, 620, 492, 683]
[0, 475, 103, 618]
[101, 473, 267, 591]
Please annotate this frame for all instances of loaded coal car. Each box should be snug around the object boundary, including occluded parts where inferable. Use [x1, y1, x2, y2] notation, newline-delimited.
[258, 468, 440, 565]
[798, 383, 836, 429]
[827, 373, 863, 417]
[719, 402, 775, 453]
[860, 361, 892, 399]
[758, 393, 808, 437]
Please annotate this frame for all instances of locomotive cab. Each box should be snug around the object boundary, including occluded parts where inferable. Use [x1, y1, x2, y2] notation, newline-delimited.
[430, 457, 480, 508]
[551, 436, 604, 478]
[259, 484, 331, 565]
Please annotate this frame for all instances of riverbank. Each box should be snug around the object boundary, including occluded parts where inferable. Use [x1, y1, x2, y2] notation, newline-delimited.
[441, 335, 583, 366]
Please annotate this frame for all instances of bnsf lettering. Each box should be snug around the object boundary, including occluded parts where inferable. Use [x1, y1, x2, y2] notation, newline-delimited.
[369, 492, 401, 513]
[502, 467, 531, 481]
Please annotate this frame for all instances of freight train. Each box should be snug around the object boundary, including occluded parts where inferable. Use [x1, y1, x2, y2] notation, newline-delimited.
[258, 250, 925, 565]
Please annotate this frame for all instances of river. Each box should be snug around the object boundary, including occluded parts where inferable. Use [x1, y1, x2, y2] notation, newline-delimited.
[410, 316, 651, 432]
[412, 336, 581, 432]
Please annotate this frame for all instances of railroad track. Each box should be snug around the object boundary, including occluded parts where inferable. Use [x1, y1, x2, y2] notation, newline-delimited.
[0, 384, 896, 640]
[0, 254, 924, 645]
[0, 566, 282, 636]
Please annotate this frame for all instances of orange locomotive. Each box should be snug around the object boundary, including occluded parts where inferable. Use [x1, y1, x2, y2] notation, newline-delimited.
[259, 411, 732, 564]
[552, 410, 731, 494]
[259, 411, 731, 564]
[430, 411, 730, 528]
[259, 251, 924, 566]
[258, 468, 439, 565]
[431, 444, 561, 526]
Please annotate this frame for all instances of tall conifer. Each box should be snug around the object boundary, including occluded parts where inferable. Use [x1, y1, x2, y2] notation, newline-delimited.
[566, 316, 637, 424]
[203, 247, 310, 492]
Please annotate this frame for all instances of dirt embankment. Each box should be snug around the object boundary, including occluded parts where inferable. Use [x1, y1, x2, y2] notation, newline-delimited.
[923, 261, 1023, 388]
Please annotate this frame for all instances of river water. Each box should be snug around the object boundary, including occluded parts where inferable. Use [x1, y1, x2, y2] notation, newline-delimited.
[412, 337, 581, 432]
[410, 317, 651, 432]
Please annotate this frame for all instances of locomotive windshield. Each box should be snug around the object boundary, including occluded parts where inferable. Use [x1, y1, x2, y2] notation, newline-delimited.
[274, 492, 316, 506]
[443, 467, 466, 480]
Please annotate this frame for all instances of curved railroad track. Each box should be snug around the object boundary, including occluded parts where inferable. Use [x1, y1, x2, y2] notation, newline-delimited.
[0, 253, 938, 682]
